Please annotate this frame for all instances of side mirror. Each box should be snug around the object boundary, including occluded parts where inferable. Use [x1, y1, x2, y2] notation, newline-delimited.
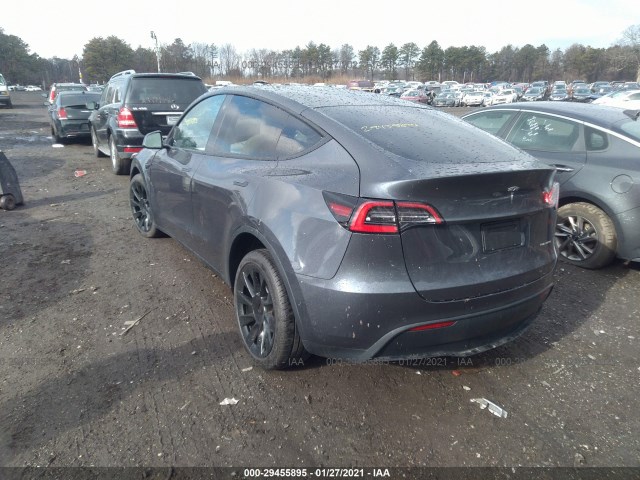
[142, 131, 164, 149]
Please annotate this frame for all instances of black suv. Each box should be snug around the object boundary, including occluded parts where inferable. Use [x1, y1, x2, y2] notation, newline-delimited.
[88, 70, 208, 174]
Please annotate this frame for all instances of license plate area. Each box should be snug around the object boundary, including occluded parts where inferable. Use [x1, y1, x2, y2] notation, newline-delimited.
[166, 115, 180, 125]
[481, 220, 525, 253]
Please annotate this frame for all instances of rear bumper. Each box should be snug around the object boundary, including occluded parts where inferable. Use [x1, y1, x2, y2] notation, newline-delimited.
[58, 120, 91, 138]
[295, 246, 555, 362]
[114, 129, 144, 159]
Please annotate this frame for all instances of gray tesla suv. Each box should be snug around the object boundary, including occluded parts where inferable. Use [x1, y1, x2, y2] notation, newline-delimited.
[130, 86, 558, 369]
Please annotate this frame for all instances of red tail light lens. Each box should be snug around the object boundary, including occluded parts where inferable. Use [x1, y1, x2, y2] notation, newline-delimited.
[57, 107, 67, 119]
[323, 192, 443, 234]
[543, 182, 560, 208]
[350, 201, 397, 233]
[396, 202, 442, 228]
[117, 107, 138, 128]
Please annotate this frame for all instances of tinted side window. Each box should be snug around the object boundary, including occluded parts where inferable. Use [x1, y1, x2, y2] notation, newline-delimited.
[101, 85, 114, 105]
[507, 113, 582, 152]
[213, 96, 321, 160]
[113, 82, 123, 103]
[465, 111, 517, 135]
[171, 95, 225, 152]
[585, 126, 609, 151]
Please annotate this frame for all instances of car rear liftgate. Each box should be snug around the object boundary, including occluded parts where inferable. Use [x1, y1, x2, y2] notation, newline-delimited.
[396, 169, 558, 302]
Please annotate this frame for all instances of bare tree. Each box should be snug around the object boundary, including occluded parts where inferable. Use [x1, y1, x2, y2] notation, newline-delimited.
[219, 43, 240, 76]
[619, 24, 640, 81]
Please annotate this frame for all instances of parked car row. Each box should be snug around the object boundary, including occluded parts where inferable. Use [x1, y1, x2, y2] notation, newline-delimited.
[7, 84, 42, 91]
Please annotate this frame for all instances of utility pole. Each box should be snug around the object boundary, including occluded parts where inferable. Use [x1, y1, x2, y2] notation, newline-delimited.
[150, 31, 161, 73]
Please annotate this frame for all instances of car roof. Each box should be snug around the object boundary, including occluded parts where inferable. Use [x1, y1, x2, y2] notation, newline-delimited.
[209, 85, 426, 112]
[479, 102, 639, 130]
[129, 73, 203, 79]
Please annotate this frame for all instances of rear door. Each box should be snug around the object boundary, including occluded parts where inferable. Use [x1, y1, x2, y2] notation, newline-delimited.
[190, 94, 325, 273]
[504, 111, 587, 185]
[126, 77, 208, 136]
[93, 81, 122, 146]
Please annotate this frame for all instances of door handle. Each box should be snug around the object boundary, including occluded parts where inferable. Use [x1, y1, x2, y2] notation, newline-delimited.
[234, 180, 249, 187]
[551, 164, 574, 173]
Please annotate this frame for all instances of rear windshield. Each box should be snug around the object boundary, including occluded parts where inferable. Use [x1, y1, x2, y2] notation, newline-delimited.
[127, 78, 207, 104]
[320, 105, 512, 163]
[58, 93, 101, 106]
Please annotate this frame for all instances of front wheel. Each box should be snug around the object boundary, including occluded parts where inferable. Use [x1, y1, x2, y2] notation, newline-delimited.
[129, 174, 163, 238]
[555, 202, 617, 269]
[234, 249, 308, 369]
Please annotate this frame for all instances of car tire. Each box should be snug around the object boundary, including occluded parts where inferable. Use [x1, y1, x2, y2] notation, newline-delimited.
[91, 128, 106, 157]
[555, 202, 617, 269]
[0, 194, 16, 211]
[234, 249, 308, 369]
[129, 173, 163, 238]
[109, 135, 129, 175]
[52, 126, 64, 144]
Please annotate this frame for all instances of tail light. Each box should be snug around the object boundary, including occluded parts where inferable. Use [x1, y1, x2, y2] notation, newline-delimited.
[323, 192, 443, 234]
[57, 107, 67, 119]
[117, 107, 138, 128]
[49, 89, 56, 103]
[543, 182, 560, 208]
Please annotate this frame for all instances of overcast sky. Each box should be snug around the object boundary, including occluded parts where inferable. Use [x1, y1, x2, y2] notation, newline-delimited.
[3, 0, 637, 60]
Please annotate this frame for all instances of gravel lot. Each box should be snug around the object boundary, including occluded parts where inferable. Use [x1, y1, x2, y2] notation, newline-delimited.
[1, 92, 639, 473]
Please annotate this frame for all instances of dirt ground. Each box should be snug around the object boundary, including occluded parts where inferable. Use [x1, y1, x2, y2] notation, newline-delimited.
[0, 92, 639, 471]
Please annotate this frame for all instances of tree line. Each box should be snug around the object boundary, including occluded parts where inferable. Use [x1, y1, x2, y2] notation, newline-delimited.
[1, 25, 639, 86]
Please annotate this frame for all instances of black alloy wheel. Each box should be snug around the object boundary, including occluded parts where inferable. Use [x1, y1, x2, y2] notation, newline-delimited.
[130, 174, 162, 238]
[234, 249, 308, 369]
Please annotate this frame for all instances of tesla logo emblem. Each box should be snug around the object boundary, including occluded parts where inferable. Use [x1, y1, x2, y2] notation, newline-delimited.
[170, 104, 179, 110]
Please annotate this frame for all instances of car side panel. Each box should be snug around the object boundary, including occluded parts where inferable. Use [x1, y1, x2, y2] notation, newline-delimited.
[246, 140, 359, 281]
